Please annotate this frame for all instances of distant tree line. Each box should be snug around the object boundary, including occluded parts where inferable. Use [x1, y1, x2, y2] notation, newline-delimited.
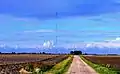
[70, 51, 82, 55]
[0, 52, 48, 54]
[0, 52, 68, 55]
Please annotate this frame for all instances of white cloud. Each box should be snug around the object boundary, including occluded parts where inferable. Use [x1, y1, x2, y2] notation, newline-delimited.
[86, 44, 91, 47]
[0, 44, 6, 48]
[85, 41, 120, 48]
[43, 40, 54, 48]
[15, 18, 30, 22]
[106, 37, 120, 42]
[115, 37, 120, 41]
[24, 29, 55, 33]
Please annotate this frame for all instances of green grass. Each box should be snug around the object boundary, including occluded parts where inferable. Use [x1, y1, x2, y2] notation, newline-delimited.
[80, 55, 119, 74]
[44, 55, 73, 74]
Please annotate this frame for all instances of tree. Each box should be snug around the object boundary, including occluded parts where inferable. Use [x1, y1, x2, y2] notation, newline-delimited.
[42, 52, 46, 54]
[70, 51, 74, 54]
[12, 52, 16, 54]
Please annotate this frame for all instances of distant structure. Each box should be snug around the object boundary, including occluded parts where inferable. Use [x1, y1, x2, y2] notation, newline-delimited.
[55, 12, 58, 54]
[55, 12, 58, 46]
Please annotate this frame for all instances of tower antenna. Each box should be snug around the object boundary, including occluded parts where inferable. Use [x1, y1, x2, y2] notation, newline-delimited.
[55, 12, 58, 54]
[55, 12, 58, 46]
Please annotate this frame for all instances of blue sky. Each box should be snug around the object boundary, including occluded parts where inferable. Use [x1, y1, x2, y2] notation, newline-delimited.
[0, 0, 120, 48]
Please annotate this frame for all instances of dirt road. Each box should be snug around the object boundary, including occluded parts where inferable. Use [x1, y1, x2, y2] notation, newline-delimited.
[67, 55, 98, 74]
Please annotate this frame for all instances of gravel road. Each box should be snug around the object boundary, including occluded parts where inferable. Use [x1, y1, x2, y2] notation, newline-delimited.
[67, 55, 98, 74]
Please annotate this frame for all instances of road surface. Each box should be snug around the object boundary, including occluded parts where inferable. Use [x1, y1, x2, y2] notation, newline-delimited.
[67, 55, 98, 74]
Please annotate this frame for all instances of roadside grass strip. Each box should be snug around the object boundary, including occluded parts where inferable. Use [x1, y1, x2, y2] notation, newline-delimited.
[45, 55, 73, 74]
[80, 55, 119, 74]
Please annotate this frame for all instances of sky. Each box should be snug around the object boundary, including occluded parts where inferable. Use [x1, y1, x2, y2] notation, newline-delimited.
[0, 0, 120, 49]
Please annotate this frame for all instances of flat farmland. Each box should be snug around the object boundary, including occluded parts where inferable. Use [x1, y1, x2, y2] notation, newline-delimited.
[0, 54, 60, 65]
[0, 54, 69, 74]
[83, 55, 120, 70]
